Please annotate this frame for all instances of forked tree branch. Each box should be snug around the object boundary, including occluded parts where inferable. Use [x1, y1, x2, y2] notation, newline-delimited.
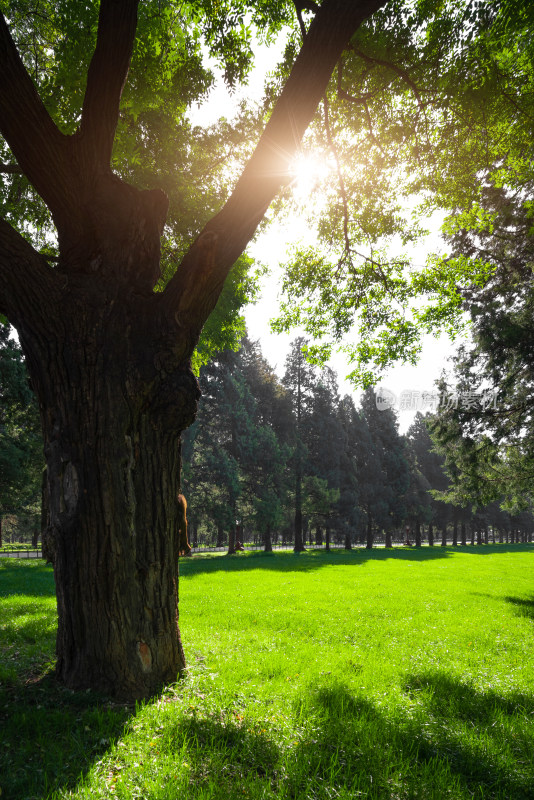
[0, 216, 62, 323]
[1, 0, 139, 230]
[163, 0, 387, 342]
[0, 12, 66, 212]
[79, 0, 139, 168]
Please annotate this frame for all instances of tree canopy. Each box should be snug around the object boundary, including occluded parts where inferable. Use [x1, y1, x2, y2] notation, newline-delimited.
[271, 0, 534, 386]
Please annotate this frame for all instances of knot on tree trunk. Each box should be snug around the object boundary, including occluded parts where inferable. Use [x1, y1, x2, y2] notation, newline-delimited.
[150, 365, 200, 432]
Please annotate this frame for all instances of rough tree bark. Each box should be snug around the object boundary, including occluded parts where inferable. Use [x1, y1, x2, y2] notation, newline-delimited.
[0, 0, 386, 697]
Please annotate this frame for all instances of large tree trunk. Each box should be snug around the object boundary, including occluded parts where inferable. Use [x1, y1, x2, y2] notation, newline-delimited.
[20, 306, 198, 698]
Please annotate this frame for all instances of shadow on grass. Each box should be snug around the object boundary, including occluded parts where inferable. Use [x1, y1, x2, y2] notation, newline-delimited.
[285, 675, 534, 800]
[152, 674, 534, 800]
[0, 558, 55, 597]
[504, 595, 534, 621]
[165, 714, 281, 789]
[0, 674, 135, 800]
[0, 560, 134, 800]
[181, 544, 534, 578]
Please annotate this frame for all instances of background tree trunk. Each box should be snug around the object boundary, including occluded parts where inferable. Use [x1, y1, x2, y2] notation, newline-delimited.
[216, 523, 224, 547]
[366, 516, 373, 549]
[264, 524, 273, 553]
[228, 512, 238, 555]
[316, 525, 322, 546]
[415, 519, 421, 547]
[294, 468, 305, 552]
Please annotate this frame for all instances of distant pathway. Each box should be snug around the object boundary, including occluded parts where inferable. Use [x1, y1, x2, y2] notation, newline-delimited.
[0, 549, 42, 558]
[0, 543, 349, 560]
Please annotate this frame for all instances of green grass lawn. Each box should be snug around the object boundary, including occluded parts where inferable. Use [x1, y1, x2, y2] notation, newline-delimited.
[1, 546, 534, 800]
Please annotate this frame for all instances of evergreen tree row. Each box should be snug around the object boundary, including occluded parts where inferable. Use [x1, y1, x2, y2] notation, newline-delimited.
[182, 336, 534, 551]
[2, 328, 533, 549]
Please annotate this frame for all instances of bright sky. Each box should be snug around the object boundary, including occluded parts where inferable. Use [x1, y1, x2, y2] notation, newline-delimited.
[189, 38, 464, 433]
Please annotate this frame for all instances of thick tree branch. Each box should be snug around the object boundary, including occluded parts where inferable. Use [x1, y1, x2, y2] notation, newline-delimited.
[0, 12, 67, 212]
[0, 216, 62, 323]
[79, 0, 139, 168]
[163, 0, 387, 345]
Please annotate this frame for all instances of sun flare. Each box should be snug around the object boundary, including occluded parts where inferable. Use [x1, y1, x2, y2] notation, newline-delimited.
[289, 152, 332, 199]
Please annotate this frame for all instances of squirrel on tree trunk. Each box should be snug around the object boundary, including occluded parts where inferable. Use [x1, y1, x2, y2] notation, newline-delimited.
[178, 494, 192, 557]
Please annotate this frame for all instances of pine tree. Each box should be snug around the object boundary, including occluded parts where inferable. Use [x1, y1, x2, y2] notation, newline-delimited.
[0, 325, 42, 545]
[359, 388, 409, 547]
[282, 338, 318, 552]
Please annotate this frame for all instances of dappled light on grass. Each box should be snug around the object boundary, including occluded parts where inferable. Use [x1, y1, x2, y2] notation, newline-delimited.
[1, 547, 534, 798]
